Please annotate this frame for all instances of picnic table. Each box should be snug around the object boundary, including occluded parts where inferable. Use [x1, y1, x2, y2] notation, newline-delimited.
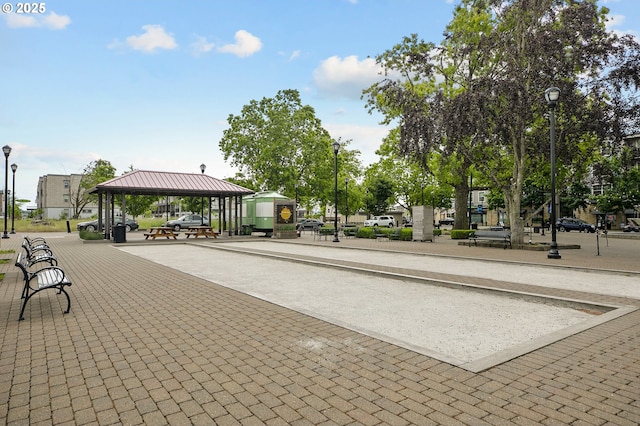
[185, 226, 219, 239]
[144, 227, 179, 240]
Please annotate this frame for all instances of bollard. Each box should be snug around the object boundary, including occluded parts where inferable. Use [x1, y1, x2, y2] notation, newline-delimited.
[66, 220, 71, 233]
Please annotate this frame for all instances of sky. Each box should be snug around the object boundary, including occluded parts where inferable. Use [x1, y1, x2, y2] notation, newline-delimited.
[1, 0, 639, 209]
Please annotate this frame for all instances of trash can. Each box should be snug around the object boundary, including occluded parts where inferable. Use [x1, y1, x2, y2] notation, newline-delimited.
[470, 223, 478, 230]
[113, 225, 126, 243]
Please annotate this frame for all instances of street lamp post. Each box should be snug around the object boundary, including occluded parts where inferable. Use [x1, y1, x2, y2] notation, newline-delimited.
[545, 87, 561, 259]
[10, 163, 17, 234]
[332, 141, 340, 242]
[344, 178, 349, 225]
[200, 163, 206, 225]
[2, 145, 11, 239]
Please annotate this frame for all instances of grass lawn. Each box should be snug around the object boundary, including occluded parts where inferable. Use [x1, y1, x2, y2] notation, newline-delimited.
[7, 218, 220, 233]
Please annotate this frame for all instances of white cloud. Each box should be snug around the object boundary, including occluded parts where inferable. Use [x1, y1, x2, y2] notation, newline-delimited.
[190, 35, 215, 56]
[42, 12, 71, 29]
[4, 11, 71, 30]
[325, 122, 389, 165]
[218, 30, 262, 57]
[605, 13, 638, 39]
[289, 50, 301, 61]
[124, 25, 178, 53]
[606, 14, 625, 29]
[277, 50, 302, 61]
[312, 55, 384, 100]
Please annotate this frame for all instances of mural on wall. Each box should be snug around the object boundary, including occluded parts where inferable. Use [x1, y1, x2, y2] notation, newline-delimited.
[275, 203, 295, 224]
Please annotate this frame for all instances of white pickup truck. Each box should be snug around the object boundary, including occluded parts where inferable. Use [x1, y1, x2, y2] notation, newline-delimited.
[364, 215, 395, 227]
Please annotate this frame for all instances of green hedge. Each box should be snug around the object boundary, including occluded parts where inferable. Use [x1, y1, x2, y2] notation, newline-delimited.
[79, 230, 104, 240]
[451, 229, 474, 239]
[356, 227, 414, 240]
[356, 227, 376, 239]
[396, 228, 413, 241]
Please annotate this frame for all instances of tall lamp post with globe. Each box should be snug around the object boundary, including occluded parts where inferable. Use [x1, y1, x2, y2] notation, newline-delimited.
[2, 145, 11, 239]
[200, 163, 206, 225]
[332, 141, 340, 243]
[344, 178, 349, 225]
[10, 163, 17, 234]
[545, 87, 561, 259]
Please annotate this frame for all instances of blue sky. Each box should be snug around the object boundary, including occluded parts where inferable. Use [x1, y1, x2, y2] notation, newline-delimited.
[1, 0, 638, 208]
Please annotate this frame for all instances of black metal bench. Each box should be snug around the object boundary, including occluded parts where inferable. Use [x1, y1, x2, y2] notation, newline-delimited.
[373, 227, 389, 241]
[315, 227, 335, 240]
[468, 229, 512, 249]
[22, 239, 57, 266]
[342, 226, 358, 238]
[15, 251, 72, 321]
[388, 228, 403, 241]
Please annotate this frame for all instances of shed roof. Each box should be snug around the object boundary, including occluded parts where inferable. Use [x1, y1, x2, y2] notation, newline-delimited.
[91, 170, 255, 197]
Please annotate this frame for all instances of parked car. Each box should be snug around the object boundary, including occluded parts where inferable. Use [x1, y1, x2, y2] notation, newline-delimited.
[77, 218, 139, 232]
[296, 218, 324, 230]
[165, 214, 209, 231]
[556, 217, 596, 233]
[622, 221, 640, 232]
[364, 215, 395, 227]
[438, 218, 455, 227]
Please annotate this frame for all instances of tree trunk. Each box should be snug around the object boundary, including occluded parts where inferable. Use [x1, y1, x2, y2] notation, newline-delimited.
[505, 191, 524, 244]
[453, 177, 469, 230]
[505, 134, 527, 245]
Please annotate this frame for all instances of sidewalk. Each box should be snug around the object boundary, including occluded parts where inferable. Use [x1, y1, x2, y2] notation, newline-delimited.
[1, 231, 639, 425]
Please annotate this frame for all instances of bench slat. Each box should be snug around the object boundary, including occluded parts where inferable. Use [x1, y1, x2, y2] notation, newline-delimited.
[469, 230, 512, 249]
[16, 249, 72, 320]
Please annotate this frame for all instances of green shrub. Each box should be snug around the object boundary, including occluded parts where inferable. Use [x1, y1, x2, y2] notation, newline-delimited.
[433, 229, 442, 237]
[356, 227, 375, 239]
[451, 229, 474, 239]
[343, 227, 358, 237]
[318, 227, 335, 235]
[79, 230, 104, 240]
[398, 228, 413, 241]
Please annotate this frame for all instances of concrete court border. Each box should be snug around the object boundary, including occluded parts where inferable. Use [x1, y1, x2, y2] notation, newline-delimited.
[129, 239, 638, 373]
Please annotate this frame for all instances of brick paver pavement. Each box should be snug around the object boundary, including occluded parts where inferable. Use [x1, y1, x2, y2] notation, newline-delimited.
[1, 231, 639, 425]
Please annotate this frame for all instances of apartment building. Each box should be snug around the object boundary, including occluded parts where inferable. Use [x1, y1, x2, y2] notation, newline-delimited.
[36, 174, 98, 219]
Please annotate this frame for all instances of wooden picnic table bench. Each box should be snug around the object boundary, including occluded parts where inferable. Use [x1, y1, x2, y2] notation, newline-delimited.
[468, 228, 512, 249]
[144, 227, 180, 240]
[15, 251, 72, 321]
[185, 226, 219, 239]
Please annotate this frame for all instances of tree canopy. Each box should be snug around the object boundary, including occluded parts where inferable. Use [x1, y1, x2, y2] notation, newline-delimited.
[364, 0, 640, 242]
[219, 89, 362, 210]
[70, 159, 116, 219]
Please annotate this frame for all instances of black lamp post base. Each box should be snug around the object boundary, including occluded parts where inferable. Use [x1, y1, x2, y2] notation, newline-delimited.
[547, 243, 561, 259]
[333, 234, 340, 243]
[2, 233, 9, 239]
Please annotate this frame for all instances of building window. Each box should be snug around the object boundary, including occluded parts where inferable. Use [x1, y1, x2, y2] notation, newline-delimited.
[63, 180, 70, 189]
[478, 191, 485, 202]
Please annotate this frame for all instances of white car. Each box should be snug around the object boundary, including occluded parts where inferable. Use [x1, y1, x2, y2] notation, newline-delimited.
[364, 215, 395, 227]
[165, 214, 209, 231]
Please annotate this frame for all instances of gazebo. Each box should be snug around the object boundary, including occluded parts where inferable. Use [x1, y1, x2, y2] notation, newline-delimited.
[89, 170, 255, 239]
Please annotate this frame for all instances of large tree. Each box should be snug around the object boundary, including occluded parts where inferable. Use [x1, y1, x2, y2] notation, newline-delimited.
[445, 0, 640, 243]
[219, 89, 361, 210]
[70, 159, 116, 219]
[366, 0, 640, 244]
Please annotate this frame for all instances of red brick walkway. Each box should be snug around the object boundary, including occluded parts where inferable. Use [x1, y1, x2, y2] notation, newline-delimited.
[1, 231, 639, 425]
